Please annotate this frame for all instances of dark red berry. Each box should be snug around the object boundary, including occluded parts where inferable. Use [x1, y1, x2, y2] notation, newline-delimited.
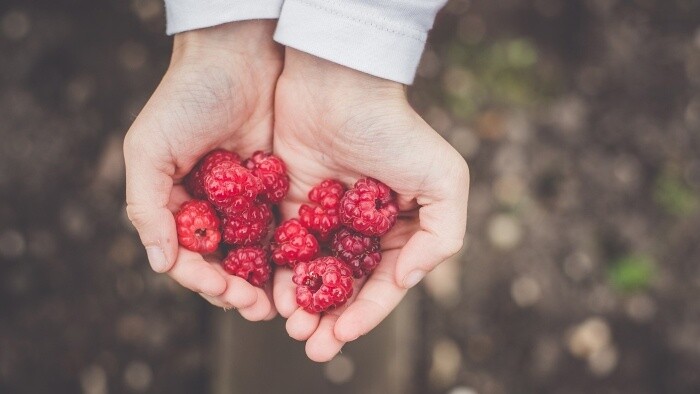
[184, 149, 241, 199]
[204, 160, 263, 212]
[270, 219, 319, 268]
[299, 179, 345, 240]
[222, 246, 271, 287]
[175, 200, 221, 254]
[293, 257, 354, 313]
[221, 203, 272, 246]
[340, 177, 398, 236]
[332, 228, 381, 278]
[244, 151, 289, 203]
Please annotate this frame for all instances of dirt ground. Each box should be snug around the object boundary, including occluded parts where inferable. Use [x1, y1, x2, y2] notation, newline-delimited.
[1, 0, 699, 393]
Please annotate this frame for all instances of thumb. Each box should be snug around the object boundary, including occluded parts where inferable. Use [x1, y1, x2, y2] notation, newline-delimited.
[124, 130, 178, 273]
[394, 150, 470, 289]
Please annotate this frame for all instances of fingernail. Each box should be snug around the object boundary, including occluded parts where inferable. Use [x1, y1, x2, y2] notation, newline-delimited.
[404, 270, 426, 288]
[146, 246, 168, 272]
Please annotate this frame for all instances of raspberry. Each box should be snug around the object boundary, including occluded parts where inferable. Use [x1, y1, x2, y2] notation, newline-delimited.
[293, 257, 354, 313]
[221, 203, 272, 246]
[175, 200, 221, 254]
[270, 219, 319, 268]
[339, 177, 399, 236]
[222, 246, 271, 287]
[184, 149, 241, 199]
[331, 228, 382, 278]
[204, 160, 263, 212]
[244, 151, 289, 203]
[299, 179, 345, 240]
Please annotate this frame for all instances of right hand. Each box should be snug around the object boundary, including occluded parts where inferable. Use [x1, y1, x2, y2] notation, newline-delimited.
[123, 21, 281, 320]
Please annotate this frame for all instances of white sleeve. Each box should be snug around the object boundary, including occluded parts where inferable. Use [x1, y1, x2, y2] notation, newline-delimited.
[273, 0, 448, 84]
[165, 0, 284, 35]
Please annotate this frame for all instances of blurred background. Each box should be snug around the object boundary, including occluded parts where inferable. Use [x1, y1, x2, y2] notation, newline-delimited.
[1, 0, 699, 393]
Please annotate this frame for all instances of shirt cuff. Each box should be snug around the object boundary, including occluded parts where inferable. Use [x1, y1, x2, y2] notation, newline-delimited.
[165, 0, 284, 35]
[273, 0, 429, 85]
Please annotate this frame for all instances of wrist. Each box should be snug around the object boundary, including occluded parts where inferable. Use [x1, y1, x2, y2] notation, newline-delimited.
[172, 20, 281, 65]
[281, 48, 404, 98]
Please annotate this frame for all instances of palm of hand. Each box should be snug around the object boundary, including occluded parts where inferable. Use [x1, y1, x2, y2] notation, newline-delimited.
[270, 71, 469, 361]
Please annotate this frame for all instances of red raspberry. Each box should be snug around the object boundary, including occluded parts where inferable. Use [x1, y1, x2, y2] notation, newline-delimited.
[222, 246, 271, 287]
[244, 151, 289, 203]
[340, 177, 399, 236]
[293, 257, 354, 313]
[204, 160, 263, 212]
[331, 228, 382, 278]
[175, 200, 221, 254]
[299, 179, 345, 240]
[184, 149, 241, 199]
[221, 203, 272, 246]
[270, 219, 319, 268]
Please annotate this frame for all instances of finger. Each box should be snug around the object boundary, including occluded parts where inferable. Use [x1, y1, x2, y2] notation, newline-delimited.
[394, 155, 469, 288]
[167, 248, 227, 297]
[305, 310, 345, 362]
[124, 129, 178, 273]
[286, 308, 321, 341]
[200, 293, 231, 309]
[273, 268, 298, 318]
[334, 250, 406, 342]
[304, 275, 366, 362]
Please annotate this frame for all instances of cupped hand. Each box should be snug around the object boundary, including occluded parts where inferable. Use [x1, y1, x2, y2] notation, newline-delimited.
[272, 49, 470, 361]
[123, 21, 281, 320]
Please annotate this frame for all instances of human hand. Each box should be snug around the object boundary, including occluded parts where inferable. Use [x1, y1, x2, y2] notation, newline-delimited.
[272, 49, 470, 361]
[123, 21, 281, 320]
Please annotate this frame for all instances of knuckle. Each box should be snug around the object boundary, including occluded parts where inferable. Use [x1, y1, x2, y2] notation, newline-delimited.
[125, 203, 151, 230]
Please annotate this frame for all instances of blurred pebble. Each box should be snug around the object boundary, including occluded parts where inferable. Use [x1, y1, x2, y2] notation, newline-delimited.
[425, 106, 454, 135]
[1, 10, 31, 40]
[443, 67, 475, 99]
[493, 175, 526, 206]
[588, 345, 618, 376]
[530, 338, 561, 378]
[0, 229, 25, 258]
[118, 41, 148, 71]
[430, 338, 462, 389]
[684, 96, 700, 128]
[123, 361, 152, 392]
[492, 145, 526, 175]
[66, 75, 96, 110]
[624, 294, 657, 323]
[576, 66, 606, 96]
[117, 314, 146, 343]
[449, 127, 480, 158]
[424, 252, 463, 308]
[80, 365, 108, 394]
[510, 276, 541, 307]
[547, 95, 587, 135]
[449, 387, 479, 394]
[130, 0, 163, 21]
[109, 235, 139, 266]
[567, 317, 611, 359]
[487, 214, 522, 250]
[93, 135, 126, 189]
[445, 0, 471, 15]
[457, 15, 485, 44]
[60, 203, 94, 240]
[612, 154, 642, 190]
[563, 251, 594, 282]
[477, 110, 507, 141]
[324, 354, 354, 384]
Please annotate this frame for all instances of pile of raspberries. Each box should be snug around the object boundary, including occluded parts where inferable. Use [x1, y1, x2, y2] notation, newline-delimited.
[175, 149, 399, 313]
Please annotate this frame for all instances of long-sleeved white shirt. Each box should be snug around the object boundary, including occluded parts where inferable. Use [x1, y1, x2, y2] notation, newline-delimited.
[164, 0, 448, 84]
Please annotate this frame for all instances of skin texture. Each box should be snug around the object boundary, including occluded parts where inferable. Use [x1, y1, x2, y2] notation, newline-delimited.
[272, 49, 470, 362]
[123, 21, 282, 321]
[124, 21, 470, 362]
